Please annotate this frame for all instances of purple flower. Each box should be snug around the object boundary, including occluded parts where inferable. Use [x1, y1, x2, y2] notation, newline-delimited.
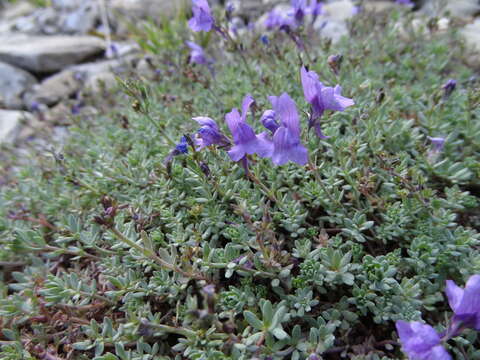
[308, 0, 323, 18]
[442, 79, 457, 98]
[292, 0, 308, 23]
[175, 136, 189, 154]
[427, 136, 445, 153]
[260, 34, 270, 45]
[226, 95, 273, 162]
[260, 110, 280, 134]
[265, 10, 294, 30]
[268, 93, 308, 166]
[193, 117, 230, 149]
[395, 0, 414, 6]
[396, 321, 452, 360]
[446, 275, 480, 335]
[186, 41, 212, 65]
[300, 66, 354, 138]
[188, 0, 214, 32]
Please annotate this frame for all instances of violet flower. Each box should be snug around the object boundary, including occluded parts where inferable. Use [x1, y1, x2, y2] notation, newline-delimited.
[260, 34, 270, 45]
[268, 93, 308, 166]
[445, 275, 480, 336]
[427, 136, 445, 153]
[309, 0, 323, 17]
[193, 117, 230, 149]
[226, 95, 273, 162]
[265, 10, 294, 30]
[395, 0, 414, 6]
[175, 136, 189, 154]
[188, 0, 214, 32]
[292, 0, 308, 23]
[186, 41, 213, 66]
[300, 66, 354, 139]
[442, 79, 457, 98]
[396, 321, 452, 360]
[260, 110, 280, 135]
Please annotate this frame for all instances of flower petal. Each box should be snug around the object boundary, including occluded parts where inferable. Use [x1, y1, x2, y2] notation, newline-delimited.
[271, 93, 301, 137]
[241, 94, 255, 122]
[396, 321, 442, 357]
[457, 275, 480, 316]
[272, 127, 308, 165]
[228, 144, 247, 161]
[301, 66, 321, 103]
[445, 280, 464, 313]
[193, 116, 219, 129]
[426, 345, 452, 360]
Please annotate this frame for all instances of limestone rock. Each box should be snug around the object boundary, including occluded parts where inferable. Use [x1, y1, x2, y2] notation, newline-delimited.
[0, 34, 105, 73]
[462, 19, 480, 64]
[110, 0, 189, 18]
[26, 57, 134, 106]
[322, 0, 358, 21]
[314, 18, 350, 43]
[26, 70, 79, 107]
[363, 1, 396, 13]
[1, 2, 35, 21]
[85, 72, 118, 93]
[0, 62, 37, 109]
[0, 110, 33, 143]
[421, 0, 480, 18]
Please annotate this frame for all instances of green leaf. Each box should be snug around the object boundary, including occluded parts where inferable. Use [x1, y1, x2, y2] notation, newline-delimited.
[262, 300, 274, 325]
[270, 305, 287, 330]
[244, 311, 263, 330]
[271, 327, 289, 340]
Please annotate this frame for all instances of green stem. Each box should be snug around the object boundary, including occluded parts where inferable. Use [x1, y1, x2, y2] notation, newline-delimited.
[248, 172, 279, 204]
[142, 321, 197, 338]
[109, 227, 206, 280]
[203, 261, 276, 279]
[308, 161, 343, 207]
[79, 290, 113, 304]
[144, 112, 176, 147]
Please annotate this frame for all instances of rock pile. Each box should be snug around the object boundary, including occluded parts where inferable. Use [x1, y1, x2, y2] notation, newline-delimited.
[0, 0, 154, 143]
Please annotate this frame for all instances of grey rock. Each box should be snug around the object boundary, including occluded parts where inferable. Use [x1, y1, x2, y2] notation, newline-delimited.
[321, 0, 357, 21]
[0, 34, 105, 73]
[0, 62, 37, 109]
[1, 2, 35, 21]
[363, 1, 397, 13]
[314, 18, 350, 43]
[312, 0, 357, 43]
[421, 0, 480, 18]
[462, 19, 480, 64]
[26, 57, 134, 106]
[110, 0, 189, 18]
[26, 70, 78, 107]
[0, 109, 33, 143]
[85, 72, 118, 93]
[61, 2, 99, 34]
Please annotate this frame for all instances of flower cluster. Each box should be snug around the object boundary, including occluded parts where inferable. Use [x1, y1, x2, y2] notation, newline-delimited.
[183, 66, 353, 169]
[396, 275, 480, 359]
[265, 0, 322, 30]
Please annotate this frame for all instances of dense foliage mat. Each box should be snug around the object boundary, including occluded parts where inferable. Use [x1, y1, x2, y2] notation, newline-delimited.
[1, 5, 480, 360]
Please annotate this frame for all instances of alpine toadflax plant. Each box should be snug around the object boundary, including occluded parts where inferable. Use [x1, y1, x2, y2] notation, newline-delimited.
[226, 94, 273, 162]
[300, 66, 354, 138]
[193, 117, 229, 149]
[188, 0, 214, 32]
[186, 41, 213, 65]
[267, 93, 308, 165]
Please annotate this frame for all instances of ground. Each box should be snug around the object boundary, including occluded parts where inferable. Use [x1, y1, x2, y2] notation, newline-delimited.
[1, 1, 480, 359]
